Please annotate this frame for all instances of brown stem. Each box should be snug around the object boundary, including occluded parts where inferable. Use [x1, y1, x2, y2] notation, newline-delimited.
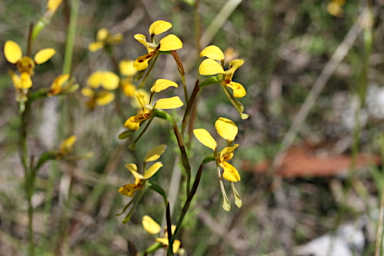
[27, 23, 34, 57]
[181, 79, 200, 137]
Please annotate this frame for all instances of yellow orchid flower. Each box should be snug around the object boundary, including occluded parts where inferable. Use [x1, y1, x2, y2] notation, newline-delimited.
[4, 40, 55, 89]
[59, 135, 76, 155]
[327, 0, 345, 17]
[48, 74, 70, 96]
[142, 215, 183, 254]
[193, 117, 242, 210]
[118, 145, 166, 197]
[88, 28, 123, 52]
[118, 162, 163, 197]
[124, 81, 183, 130]
[81, 71, 119, 109]
[133, 20, 183, 71]
[199, 45, 246, 98]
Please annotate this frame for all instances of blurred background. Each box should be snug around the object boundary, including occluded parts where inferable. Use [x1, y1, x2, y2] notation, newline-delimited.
[1, 0, 384, 255]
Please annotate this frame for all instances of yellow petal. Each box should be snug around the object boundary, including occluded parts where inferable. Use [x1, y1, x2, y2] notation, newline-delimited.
[229, 59, 244, 70]
[20, 72, 32, 89]
[95, 91, 115, 105]
[200, 45, 224, 61]
[49, 74, 69, 96]
[220, 161, 240, 182]
[119, 60, 137, 76]
[130, 170, 144, 185]
[88, 42, 104, 52]
[226, 82, 246, 98]
[124, 113, 150, 130]
[134, 54, 152, 71]
[142, 216, 161, 234]
[124, 163, 138, 172]
[155, 96, 184, 109]
[199, 59, 225, 76]
[149, 20, 172, 35]
[219, 144, 239, 162]
[108, 33, 123, 44]
[327, 2, 343, 17]
[144, 144, 167, 162]
[132, 89, 150, 109]
[47, 0, 63, 13]
[34, 48, 55, 64]
[87, 71, 103, 88]
[172, 240, 181, 253]
[134, 91, 148, 109]
[100, 71, 119, 90]
[60, 135, 76, 154]
[97, 28, 109, 41]
[143, 162, 163, 179]
[193, 129, 217, 150]
[159, 35, 183, 51]
[81, 87, 94, 97]
[215, 117, 238, 142]
[121, 81, 136, 97]
[156, 238, 169, 246]
[4, 41, 22, 64]
[9, 71, 22, 89]
[118, 183, 141, 197]
[151, 79, 178, 93]
[134, 34, 148, 48]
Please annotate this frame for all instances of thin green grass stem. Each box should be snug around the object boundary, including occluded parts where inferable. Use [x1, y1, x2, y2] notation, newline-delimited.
[62, 0, 79, 75]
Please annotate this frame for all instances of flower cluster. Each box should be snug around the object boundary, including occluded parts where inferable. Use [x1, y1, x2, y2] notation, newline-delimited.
[116, 19, 247, 254]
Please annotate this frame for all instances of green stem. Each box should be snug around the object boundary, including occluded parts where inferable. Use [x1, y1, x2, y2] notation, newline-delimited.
[129, 117, 155, 150]
[62, 0, 79, 75]
[19, 100, 35, 256]
[139, 52, 160, 89]
[166, 162, 205, 256]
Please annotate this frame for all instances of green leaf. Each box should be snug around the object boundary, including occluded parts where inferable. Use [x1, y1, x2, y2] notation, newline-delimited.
[115, 199, 135, 216]
[118, 130, 135, 140]
[134, 70, 146, 81]
[147, 180, 168, 204]
[35, 151, 59, 171]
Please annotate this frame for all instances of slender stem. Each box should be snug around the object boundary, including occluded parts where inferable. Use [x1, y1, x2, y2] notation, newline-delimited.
[62, 0, 79, 75]
[194, 0, 202, 56]
[171, 51, 188, 104]
[139, 52, 159, 89]
[171, 119, 191, 194]
[27, 23, 34, 57]
[19, 100, 35, 256]
[181, 80, 200, 136]
[166, 203, 172, 250]
[167, 162, 205, 256]
[129, 117, 154, 150]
